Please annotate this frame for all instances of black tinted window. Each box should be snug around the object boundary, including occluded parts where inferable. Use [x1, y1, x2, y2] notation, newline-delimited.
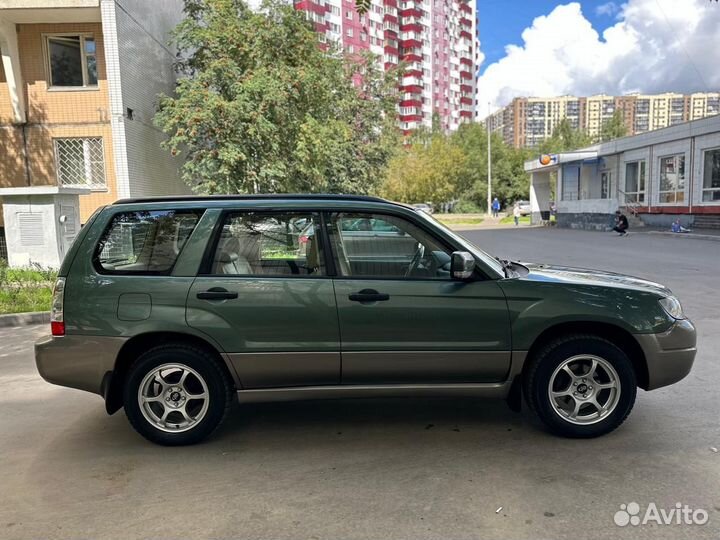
[96, 210, 200, 273]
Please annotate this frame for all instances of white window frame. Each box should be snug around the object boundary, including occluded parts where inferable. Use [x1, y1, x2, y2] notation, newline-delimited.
[43, 32, 98, 90]
[624, 160, 646, 204]
[54, 137, 107, 191]
[701, 146, 720, 203]
[657, 154, 686, 205]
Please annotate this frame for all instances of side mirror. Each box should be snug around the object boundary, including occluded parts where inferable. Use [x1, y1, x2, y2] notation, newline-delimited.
[451, 251, 475, 280]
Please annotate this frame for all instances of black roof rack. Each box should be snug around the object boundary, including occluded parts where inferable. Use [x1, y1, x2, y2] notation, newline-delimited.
[112, 194, 390, 205]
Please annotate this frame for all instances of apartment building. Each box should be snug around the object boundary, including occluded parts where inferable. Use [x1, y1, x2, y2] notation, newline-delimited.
[295, 0, 478, 134]
[0, 0, 187, 267]
[486, 92, 720, 149]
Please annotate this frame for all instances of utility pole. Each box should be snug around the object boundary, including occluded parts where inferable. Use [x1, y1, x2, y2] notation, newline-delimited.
[487, 102, 492, 217]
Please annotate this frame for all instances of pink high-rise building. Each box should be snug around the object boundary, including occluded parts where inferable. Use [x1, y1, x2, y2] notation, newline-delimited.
[294, 0, 478, 134]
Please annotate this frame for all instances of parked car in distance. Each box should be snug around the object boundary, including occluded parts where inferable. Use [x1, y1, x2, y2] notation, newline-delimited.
[36, 194, 697, 445]
[516, 200, 532, 216]
[412, 203, 433, 214]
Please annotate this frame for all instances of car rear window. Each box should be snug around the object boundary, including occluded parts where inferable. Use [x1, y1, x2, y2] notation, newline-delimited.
[95, 210, 201, 273]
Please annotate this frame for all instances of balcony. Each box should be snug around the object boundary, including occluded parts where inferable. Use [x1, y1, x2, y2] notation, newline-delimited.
[460, 83, 473, 93]
[0, 0, 102, 124]
[459, 69, 472, 80]
[400, 98, 422, 107]
[383, 12, 397, 24]
[459, 2, 472, 13]
[459, 29, 472, 39]
[460, 110, 472, 118]
[399, 6, 423, 17]
[460, 96, 473, 105]
[401, 52, 422, 62]
[400, 37, 421, 48]
[400, 20, 422, 32]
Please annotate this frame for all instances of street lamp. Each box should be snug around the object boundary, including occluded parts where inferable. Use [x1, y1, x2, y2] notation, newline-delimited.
[487, 102, 492, 217]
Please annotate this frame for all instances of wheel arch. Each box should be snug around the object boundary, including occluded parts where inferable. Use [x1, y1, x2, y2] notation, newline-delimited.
[103, 331, 238, 415]
[522, 321, 649, 390]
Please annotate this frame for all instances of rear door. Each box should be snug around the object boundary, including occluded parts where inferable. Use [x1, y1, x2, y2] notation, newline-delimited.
[186, 210, 341, 388]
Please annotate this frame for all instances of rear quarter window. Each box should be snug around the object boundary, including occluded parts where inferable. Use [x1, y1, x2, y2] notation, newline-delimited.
[94, 210, 201, 274]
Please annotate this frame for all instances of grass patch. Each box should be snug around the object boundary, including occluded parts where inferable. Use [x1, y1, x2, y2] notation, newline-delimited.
[435, 215, 484, 226]
[500, 215, 531, 225]
[0, 262, 57, 315]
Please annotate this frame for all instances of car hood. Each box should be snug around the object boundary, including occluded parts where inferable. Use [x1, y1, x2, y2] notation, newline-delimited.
[519, 262, 672, 296]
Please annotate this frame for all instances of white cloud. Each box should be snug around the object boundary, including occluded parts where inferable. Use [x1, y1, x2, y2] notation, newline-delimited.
[595, 2, 620, 17]
[476, 0, 720, 118]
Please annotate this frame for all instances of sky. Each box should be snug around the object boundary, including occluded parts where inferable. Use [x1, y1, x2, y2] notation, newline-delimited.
[476, 0, 720, 117]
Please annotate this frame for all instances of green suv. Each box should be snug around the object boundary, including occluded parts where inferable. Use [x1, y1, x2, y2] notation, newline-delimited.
[35, 195, 697, 445]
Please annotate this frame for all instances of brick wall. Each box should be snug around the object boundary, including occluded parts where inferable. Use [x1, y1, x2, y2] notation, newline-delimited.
[0, 22, 118, 222]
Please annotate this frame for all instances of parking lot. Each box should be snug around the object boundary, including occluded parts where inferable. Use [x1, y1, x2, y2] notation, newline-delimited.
[1, 227, 718, 540]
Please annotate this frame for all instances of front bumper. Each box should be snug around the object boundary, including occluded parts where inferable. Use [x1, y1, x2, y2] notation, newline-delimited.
[35, 334, 127, 396]
[634, 319, 697, 390]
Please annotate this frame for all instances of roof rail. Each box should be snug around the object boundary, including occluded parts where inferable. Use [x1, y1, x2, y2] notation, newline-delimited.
[112, 193, 390, 205]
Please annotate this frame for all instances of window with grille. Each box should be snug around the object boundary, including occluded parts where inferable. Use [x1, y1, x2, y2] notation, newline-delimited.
[54, 137, 106, 190]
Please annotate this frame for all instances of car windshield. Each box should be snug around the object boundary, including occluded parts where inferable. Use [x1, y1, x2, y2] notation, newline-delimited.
[413, 210, 505, 278]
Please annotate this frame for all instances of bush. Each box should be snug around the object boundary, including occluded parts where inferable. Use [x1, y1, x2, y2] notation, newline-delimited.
[453, 199, 484, 214]
[0, 261, 57, 315]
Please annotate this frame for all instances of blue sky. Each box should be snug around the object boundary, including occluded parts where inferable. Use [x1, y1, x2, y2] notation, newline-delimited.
[475, 0, 720, 116]
[477, 0, 620, 71]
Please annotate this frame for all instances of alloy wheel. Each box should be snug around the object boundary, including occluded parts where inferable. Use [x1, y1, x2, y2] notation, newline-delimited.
[138, 363, 210, 433]
[547, 355, 621, 425]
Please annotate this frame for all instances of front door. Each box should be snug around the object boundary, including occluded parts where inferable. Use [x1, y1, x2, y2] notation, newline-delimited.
[327, 211, 511, 385]
[186, 210, 341, 388]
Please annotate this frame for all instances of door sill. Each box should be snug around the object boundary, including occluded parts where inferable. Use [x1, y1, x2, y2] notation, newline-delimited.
[236, 382, 511, 403]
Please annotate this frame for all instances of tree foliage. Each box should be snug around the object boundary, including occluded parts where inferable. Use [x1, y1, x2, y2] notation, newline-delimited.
[599, 110, 628, 142]
[155, 0, 400, 195]
[538, 119, 594, 154]
[382, 122, 532, 210]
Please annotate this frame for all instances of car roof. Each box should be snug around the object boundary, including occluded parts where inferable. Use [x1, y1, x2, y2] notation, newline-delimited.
[113, 194, 388, 205]
[107, 193, 419, 214]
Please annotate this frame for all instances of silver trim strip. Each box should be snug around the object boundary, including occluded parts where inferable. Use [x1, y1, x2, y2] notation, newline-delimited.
[237, 382, 512, 403]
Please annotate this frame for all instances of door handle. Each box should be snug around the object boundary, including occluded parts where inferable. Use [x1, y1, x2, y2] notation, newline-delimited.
[348, 289, 390, 303]
[196, 287, 238, 300]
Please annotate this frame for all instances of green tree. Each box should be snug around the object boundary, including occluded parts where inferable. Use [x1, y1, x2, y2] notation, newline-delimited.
[599, 110, 628, 142]
[382, 132, 467, 206]
[539, 119, 594, 154]
[450, 123, 532, 210]
[155, 0, 400, 195]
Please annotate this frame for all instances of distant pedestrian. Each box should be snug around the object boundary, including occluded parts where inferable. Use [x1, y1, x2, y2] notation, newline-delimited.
[671, 219, 691, 233]
[513, 203, 521, 226]
[612, 210, 629, 236]
[491, 197, 500, 218]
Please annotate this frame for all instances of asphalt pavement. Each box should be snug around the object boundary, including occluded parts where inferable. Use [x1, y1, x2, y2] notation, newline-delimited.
[0, 227, 718, 540]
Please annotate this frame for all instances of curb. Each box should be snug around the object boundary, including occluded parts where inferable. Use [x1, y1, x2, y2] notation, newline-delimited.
[0, 311, 50, 328]
[643, 231, 720, 242]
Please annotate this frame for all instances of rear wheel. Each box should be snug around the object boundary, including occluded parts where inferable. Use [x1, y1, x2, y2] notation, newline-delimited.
[524, 335, 637, 438]
[123, 344, 233, 445]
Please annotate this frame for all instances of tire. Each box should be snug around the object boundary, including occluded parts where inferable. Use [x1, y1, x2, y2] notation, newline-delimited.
[524, 334, 637, 438]
[123, 343, 233, 446]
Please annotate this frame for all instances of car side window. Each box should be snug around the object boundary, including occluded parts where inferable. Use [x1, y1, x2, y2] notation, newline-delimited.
[95, 210, 201, 274]
[209, 212, 325, 276]
[328, 212, 452, 279]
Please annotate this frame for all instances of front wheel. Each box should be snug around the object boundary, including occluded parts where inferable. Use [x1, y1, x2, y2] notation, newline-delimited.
[524, 335, 637, 438]
[123, 344, 233, 445]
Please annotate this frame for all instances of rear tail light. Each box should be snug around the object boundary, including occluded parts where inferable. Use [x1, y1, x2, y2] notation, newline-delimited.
[50, 277, 66, 336]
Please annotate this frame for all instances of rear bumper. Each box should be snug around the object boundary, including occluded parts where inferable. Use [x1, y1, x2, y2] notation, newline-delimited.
[35, 334, 127, 396]
[635, 319, 697, 390]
